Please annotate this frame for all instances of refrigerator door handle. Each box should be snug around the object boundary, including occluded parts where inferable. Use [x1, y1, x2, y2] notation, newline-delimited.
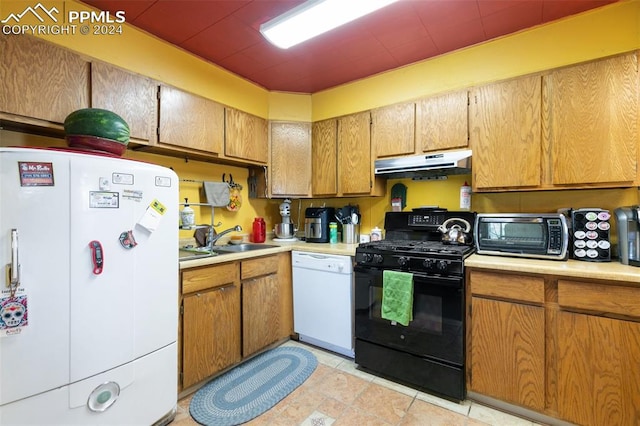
[8, 228, 20, 289]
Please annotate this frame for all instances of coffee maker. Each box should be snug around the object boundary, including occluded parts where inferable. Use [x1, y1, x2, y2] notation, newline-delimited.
[304, 207, 334, 243]
[614, 206, 640, 266]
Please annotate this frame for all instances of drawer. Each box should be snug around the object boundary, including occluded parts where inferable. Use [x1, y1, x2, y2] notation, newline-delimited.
[469, 270, 545, 304]
[182, 262, 239, 294]
[558, 280, 640, 318]
[242, 255, 279, 280]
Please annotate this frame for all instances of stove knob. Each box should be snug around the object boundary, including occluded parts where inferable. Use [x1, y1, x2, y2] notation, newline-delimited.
[422, 259, 436, 270]
[436, 260, 449, 272]
[373, 254, 384, 264]
[362, 253, 373, 263]
[397, 256, 409, 267]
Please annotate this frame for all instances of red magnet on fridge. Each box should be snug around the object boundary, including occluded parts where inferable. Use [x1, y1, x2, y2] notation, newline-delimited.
[88, 240, 104, 275]
[119, 230, 137, 249]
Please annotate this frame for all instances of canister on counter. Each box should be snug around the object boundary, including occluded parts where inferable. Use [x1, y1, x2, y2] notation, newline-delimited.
[371, 227, 382, 241]
[329, 222, 338, 244]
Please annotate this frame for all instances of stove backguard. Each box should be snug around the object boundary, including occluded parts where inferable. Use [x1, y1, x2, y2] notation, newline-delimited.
[383, 210, 477, 244]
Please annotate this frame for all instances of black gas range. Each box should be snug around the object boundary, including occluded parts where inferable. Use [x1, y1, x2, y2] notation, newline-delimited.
[356, 239, 473, 276]
[353, 209, 476, 401]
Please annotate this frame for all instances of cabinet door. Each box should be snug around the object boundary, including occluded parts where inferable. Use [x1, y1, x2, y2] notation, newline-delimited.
[271, 122, 311, 196]
[417, 91, 468, 152]
[557, 311, 640, 426]
[242, 274, 280, 357]
[338, 112, 372, 195]
[371, 103, 415, 158]
[225, 108, 268, 164]
[470, 75, 542, 190]
[182, 284, 241, 389]
[0, 34, 89, 124]
[312, 119, 338, 196]
[546, 53, 638, 185]
[470, 297, 545, 412]
[91, 62, 157, 144]
[158, 85, 224, 154]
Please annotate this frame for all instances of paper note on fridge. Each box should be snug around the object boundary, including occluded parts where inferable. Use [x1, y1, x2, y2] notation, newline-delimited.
[138, 199, 167, 232]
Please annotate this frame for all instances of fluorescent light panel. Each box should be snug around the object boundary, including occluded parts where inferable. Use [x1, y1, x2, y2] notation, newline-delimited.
[260, 0, 400, 49]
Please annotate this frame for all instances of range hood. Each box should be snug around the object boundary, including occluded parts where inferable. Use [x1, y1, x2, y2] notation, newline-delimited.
[374, 149, 472, 178]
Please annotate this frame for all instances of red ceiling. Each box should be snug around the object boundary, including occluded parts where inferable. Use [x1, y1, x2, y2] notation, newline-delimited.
[81, 0, 617, 93]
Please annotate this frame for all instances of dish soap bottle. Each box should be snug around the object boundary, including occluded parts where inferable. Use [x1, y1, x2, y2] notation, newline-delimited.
[180, 198, 195, 229]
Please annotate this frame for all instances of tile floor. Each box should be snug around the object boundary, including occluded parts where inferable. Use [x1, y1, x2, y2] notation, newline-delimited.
[172, 340, 542, 426]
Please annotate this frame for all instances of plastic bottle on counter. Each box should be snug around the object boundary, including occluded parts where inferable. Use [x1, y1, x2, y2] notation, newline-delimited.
[180, 198, 195, 229]
[460, 181, 471, 210]
[371, 227, 382, 241]
[329, 222, 338, 243]
[252, 217, 266, 243]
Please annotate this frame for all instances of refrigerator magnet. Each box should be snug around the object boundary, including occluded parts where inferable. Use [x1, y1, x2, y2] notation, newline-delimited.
[119, 230, 137, 249]
[0, 294, 28, 337]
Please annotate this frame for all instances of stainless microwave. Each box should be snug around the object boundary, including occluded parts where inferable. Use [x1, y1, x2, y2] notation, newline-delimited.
[474, 213, 569, 260]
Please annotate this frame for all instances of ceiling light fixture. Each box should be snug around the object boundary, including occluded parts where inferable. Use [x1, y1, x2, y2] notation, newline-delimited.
[260, 0, 400, 49]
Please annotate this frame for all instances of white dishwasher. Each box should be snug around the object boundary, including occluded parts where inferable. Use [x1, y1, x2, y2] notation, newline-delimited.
[292, 250, 354, 358]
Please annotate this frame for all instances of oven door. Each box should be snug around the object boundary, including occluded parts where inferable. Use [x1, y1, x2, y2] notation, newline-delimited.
[354, 265, 464, 366]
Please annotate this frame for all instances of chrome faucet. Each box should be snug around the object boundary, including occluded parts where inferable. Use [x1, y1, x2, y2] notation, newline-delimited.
[208, 225, 242, 247]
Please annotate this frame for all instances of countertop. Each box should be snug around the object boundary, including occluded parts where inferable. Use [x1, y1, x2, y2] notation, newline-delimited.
[178, 239, 358, 269]
[181, 242, 640, 285]
[466, 253, 640, 284]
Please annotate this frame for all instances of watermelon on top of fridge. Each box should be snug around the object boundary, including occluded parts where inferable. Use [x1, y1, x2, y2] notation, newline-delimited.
[64, 108, 130, 144]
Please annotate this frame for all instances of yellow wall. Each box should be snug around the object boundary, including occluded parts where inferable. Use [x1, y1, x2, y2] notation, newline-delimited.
[312, 0, 640, 119]
[8, 0, 640, 241]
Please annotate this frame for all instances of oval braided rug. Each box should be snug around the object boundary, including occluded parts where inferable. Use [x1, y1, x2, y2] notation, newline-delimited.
[189, 346, 317, 425]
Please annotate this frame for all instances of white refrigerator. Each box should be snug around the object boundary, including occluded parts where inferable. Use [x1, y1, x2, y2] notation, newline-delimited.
[0, 147, 179, 425]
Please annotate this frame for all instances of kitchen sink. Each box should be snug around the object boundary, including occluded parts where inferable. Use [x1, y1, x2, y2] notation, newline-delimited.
[211, 243, 278, 253]
[179, 244, 278, 260]
[179, 247, 216, 261]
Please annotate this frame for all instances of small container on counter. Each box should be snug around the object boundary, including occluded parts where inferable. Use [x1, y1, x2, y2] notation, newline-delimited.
[329, 222, 338, 243]
[371, 227, 382, 241]
[252, 217, 266, 243]
[343, 223, 359, 244]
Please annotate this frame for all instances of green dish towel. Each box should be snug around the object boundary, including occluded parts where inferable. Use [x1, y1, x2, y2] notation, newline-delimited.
[381, 270, 414, 326]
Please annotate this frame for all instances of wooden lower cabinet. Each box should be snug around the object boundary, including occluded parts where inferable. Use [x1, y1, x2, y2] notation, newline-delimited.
[467, 269, 640, 425]
[241, 253, 292, 357]
[243, 273, 280, 357]
[557, 311, 640, 426]
[180, 252, 293, 392]
[468, 271, 545, 412]
[470, 297, 545, 412]
[180, 262, 241, 391]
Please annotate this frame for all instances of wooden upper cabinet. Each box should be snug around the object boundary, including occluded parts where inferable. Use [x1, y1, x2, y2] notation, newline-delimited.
[270, 122, 312, 197]
[0, 34, 89, 124]
[312, 119, 338, 196]
[371, 103, 415, 158]
[470, 75, 543, 190]
[545, 52, 638, 186]
[338, 112, 373, 195]
[91, 62, 157, 145]
[158, 85, 224, 154]
[417, 90, 469, 152]
[225, 108, 268, 164]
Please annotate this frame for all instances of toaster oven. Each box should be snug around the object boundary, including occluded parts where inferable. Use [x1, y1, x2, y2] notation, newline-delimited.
[474, 213, 569, 260]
